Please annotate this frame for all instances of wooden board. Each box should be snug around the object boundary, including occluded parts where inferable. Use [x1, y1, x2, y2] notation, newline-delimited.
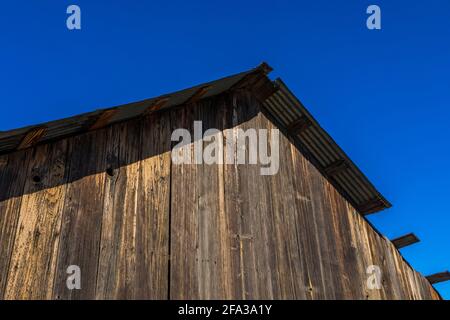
[4, 141, 69, 299]
[52, 129, 109, 299]
[0, 151, 31, 298]
[391, 233, 420, 249]
[95, 114, 171, 299]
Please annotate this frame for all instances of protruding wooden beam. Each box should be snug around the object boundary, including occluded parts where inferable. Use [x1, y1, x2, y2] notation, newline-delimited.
[17, 126, 46, 150]
[287, 117, 312, 135]
[391, 233, 420, 249]
[230, 62, 273, 92]
[257, 62, 273, 75]
[144, 97, 170, 115]
[184, 85, 211, 105]
[357, 197, 387, 215]
[426, 271, 450, 284]
[89, 109, 118, 130]
[324, 159, 349, 176]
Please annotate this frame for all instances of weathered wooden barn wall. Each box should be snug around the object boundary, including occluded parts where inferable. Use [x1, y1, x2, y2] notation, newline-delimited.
[0, 90, 440, 300]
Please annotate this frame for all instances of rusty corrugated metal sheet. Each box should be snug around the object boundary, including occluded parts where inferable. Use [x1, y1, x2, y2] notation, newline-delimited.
[0, 63, 390, 215]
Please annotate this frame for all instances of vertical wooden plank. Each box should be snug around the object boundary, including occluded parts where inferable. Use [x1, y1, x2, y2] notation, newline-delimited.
[308, 166, 344, 299]
[381, 238, 404, 299]
[170, 95, 236, 299]
[222, 94, 247, 300]
[266, 114, 307, 299]
[95, 119, 136, 298]
[112, 119, 141, 299]
[362, 217, 382, 299]
[169, 103, 199, 299]
[411, 270, 425, 299]
[134, 112, 171, 299]
[256, 114, 288, 299]
[341, 194, 367, 299]
[5, 140, 69, 299]
[96, 112, 171, 299]
[194, 96, 232, 299]
[289, 147, 329, 299]
[215, 94, 237, 300]
[195, 99, 219, 298]
[429, 282, 442, 300]
[0, 151, 31, 298]
[96, 120, 141, 299]
[325, 182, 363, 299]
[391, 245, 414, 299]
[233, 93, 275, 299]
[52, 130, 108, 299]
[361, 220, 383, 299]
[289, 144, 324, 300]
[94, 124, 122, 299]
[367, 231, 388, 299]
[345, 203, 374, 299]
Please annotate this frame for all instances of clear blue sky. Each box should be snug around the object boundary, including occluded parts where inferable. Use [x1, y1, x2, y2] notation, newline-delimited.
[0, 1, 449, 299]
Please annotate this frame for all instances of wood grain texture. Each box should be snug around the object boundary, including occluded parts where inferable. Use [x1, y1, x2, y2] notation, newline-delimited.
[0, 151, 31, 298]
[95, 114, 171, 299]
[0, 90, 441, 300]
[4, 141, 68, 299]
[169, 101, 200, 299]
[52, 130, 109, 299]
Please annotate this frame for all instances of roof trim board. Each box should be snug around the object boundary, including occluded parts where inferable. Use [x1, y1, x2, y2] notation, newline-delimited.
[391, 233, 420, 249]
[426, 271, 450, 285]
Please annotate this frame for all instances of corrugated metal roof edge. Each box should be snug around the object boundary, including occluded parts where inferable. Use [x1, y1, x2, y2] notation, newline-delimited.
[276, 78, 391, 211]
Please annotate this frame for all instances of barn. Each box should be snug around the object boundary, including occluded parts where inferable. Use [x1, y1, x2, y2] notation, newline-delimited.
[0, 63, 446, 299]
